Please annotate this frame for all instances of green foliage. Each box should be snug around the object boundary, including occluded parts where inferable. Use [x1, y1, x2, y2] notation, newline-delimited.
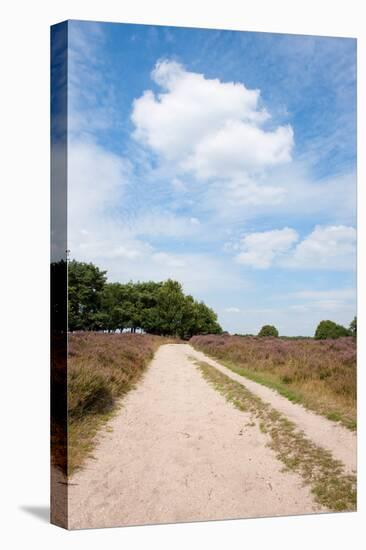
[349, 316, 357, 337]
[68, 260, 107, 331]
[314, 320, 351, 339]
[258, 324, 279, 337]
[67, 260, 222, 338]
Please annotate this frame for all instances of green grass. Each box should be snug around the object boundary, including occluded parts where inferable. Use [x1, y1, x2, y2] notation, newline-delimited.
[223, 359, 357, 431]
[223, 359, 303, 403]
[195, 360, 356, 512]
[190, 335, 356, 431]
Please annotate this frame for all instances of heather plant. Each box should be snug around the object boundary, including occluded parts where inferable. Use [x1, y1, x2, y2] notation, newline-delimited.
[67, 332, 165, 473]
[190, 334, 356, 429]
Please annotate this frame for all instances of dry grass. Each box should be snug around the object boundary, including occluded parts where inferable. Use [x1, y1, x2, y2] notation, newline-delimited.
[190, 335, 356, 430]
[196, 360, 356, 512]
[67, 332, 166, 475]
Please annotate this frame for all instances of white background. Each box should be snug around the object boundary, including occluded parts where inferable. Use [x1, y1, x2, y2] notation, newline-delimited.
[0, 0, 364, 548]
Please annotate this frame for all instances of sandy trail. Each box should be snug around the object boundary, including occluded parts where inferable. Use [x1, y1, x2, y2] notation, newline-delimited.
[188, 345, 357, 474]
[68, 343, 327, 529]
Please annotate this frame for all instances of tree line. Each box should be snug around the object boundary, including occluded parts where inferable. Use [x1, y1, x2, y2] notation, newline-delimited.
[68, 260, 222, 339]
[237, 318, 357, 339]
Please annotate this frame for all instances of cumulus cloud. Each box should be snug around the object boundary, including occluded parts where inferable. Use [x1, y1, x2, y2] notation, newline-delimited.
[183, 121, 293, 180]
[288, 225, 356, 270]
[132, 60, 294, 180]
[235, 227, 299, 268]
[233, 225, 356, 270]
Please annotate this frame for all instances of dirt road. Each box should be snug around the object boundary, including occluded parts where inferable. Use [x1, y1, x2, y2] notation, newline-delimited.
[68, 343, 352, 529]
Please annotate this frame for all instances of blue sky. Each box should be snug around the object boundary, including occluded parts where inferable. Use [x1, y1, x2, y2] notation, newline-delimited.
[65, 20, 356, 336]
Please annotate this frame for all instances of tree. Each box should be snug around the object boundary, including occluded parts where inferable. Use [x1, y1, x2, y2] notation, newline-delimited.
[154, 280, 187, 336]
[135, 281, 162, 333]
[349, 316, 357, 337]
[189, 300, 222, 338]
[67, 260, 222, 337]
[100, 283, 128, 332]
[258, 325, 279, 337]
[314, 320, 350, 339]
[68, 260, 107, 331]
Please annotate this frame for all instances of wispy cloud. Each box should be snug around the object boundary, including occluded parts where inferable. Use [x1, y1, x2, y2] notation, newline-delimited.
[68, 22, 117, 138]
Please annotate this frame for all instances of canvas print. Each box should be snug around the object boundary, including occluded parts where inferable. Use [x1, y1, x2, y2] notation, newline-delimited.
[51, 20, 357, 529]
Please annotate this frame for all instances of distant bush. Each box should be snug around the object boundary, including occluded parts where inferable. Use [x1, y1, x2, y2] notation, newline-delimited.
[314, 320, 350, 340]
[349, 316, 357, 337]
[258, 325, 279, 337]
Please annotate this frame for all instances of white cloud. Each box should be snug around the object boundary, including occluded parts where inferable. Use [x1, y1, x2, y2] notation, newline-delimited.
[225, 307, 241, 313]
[127, 211, 202, 239]
[183, 121, 293, 180]
[152, 252, 187, 268]
[102, 251, 246, 297]
[68, 139, 130, 228]
[132, 60, 293, 180]
[288, 287, 356, 314]
[289, 302, 353, 314]
[68, 23, 115, 137]
[171, 177, 187, 192]
[224, 178, 287, 207]
[233, 225, 356, 271]
[67, 138, 247, 297]
[288, 225, 356, 270]
[290, 288, 355, 301]
[132, 59, 355, 228]
[198, 160, 355, 227]
[130, 59, 356, 231]
[235, 227, 299, 268]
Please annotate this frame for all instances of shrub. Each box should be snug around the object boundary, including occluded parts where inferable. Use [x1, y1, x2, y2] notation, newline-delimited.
[314, 320, 350, 339]
[349, 316, 357, 337]
[258, 325, 279, 337]
[65, 332, 165, 474]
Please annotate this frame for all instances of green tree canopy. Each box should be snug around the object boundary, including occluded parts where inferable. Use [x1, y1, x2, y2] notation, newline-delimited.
[68, 260, 107, 331]
[258, 325, 279, 337]
[67, 260, 222, 338]
[314, 320, 351, 339]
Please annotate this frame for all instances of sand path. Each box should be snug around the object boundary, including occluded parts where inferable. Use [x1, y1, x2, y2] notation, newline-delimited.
[188, 346, 357, 474]
[68, 343, 330, 529]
